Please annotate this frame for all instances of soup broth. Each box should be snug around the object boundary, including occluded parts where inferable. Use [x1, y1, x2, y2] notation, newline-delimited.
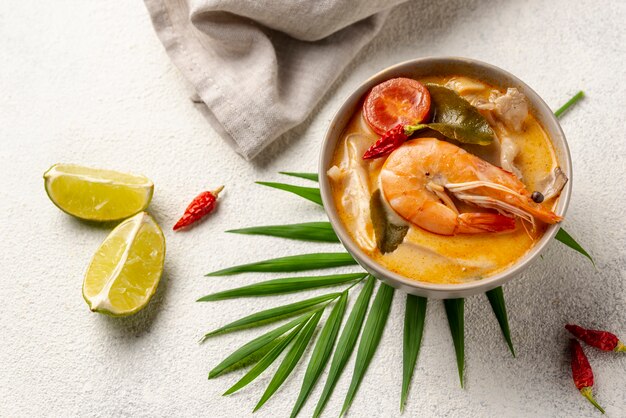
[328, 75, 561, 284]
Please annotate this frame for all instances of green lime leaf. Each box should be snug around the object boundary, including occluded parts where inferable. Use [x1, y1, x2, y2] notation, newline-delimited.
[555, 228, 594, 265]
[256, 182, 322, 206]
[223, 318, 310, 395]
[226, 222, 339, 243]
[198, 273, 366, 302]
[203, 293, 340, 338]
[340, 283, 395, 416]
[207, 314, 312, 378]
[485, 287, 515, 357]
[254, 310, 324, 411]
[424, 83, 494, 145]
[554, 91, 584, 118]
[313, 275, 376, 418]
[401, 294, 427, 411]
[279, 172, 319, 182]
[444, 298, 465, 388]
[290, 292, 348, 418]
[370, 189, 408, 254]
[206, 252, 357, 276]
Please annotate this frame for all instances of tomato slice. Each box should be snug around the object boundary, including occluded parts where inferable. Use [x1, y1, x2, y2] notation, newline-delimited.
[363, 78, 431, 135]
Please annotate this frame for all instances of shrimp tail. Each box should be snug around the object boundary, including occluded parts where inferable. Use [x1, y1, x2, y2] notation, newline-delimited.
[456, 213, 516, 234]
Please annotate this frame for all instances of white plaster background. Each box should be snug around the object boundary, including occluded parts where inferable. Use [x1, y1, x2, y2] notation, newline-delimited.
[1, 0, 625, 417]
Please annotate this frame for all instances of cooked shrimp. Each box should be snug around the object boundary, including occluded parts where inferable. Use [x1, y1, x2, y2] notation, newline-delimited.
[379, 138, 562, 236]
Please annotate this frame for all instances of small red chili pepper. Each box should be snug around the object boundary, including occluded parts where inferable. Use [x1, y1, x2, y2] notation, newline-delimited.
[362, 124, 409, 160]
[570, 339, 605, 414]
[173, 186, 224, 231]
[362, 123, 427, 160]
[566, 324, 626, 352]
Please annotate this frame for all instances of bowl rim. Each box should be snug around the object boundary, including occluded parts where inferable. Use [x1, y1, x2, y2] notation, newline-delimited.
[318, 56, 572, 299]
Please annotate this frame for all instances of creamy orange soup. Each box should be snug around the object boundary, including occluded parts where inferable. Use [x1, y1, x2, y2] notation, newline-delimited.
[329, 75, 561, 284]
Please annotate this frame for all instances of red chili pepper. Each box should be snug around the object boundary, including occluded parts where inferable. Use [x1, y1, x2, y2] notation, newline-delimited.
[570, 339, 605, 414]
[173, 186, 224, 231]
[362, 123, 428, 160]
[362, 124, 408, 160]
[566, 324, 626, 352]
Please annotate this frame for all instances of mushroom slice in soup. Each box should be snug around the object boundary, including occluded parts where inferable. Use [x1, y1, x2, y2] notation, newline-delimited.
[445, 77, 488, 95]
[537, 166, 568, 201]
[327, 134, 376, 251]
[497, 131, 523, 179]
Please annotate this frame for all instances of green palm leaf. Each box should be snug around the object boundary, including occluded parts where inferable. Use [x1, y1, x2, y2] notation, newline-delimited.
[254, 310, 324, 411]
[555, 228, 594, 265]
[279, 172, 319, 182]
[554, 91, 584, 117]
[340, 283, 395, 416]
[401, 294, 427, 411]
[223, 319, 309, 395]
[199, 90, 591, 415]
[444, 298, 465, 388]
[553, 94, 593, 265]
[226, 222, 339, 243]
[486, 287, 515, 357]
[256, 181, 322, 206]
[290, 292, 348, 418]
[207, 314, 312, 378]
[206, 252, 357, 276]
[203, 293, 340, 338]
[313, 275, 375, 418]
[198, 273, 366, 302]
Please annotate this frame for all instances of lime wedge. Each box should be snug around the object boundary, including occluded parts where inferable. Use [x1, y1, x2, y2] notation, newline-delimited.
[83, 212, 165, 316]
[44, 163, 153, 221]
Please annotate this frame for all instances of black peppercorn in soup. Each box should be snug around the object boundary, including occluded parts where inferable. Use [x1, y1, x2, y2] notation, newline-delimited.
[327, 76, 566, 284]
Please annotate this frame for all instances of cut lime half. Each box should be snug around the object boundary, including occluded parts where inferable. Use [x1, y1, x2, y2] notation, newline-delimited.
[83, 212, 165, 316]
[44, 163, 153, 221]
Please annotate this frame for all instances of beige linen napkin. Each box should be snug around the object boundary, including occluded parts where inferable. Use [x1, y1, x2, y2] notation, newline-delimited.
[144, 0, 406, 160]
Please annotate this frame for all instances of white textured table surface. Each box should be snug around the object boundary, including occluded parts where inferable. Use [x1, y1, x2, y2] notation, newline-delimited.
[2, 1, 625, 417]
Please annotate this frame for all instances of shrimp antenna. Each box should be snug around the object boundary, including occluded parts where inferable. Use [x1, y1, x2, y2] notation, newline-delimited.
[453, 193, 535, 228]
[445, 180, 526, 200]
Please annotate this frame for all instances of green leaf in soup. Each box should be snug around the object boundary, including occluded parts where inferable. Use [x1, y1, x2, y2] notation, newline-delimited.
[370, 189, 408, 254]
[424, 83, 494, 145]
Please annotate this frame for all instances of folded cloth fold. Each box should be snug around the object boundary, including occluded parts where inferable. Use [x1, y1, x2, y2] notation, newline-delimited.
[144, 0, 406, 160]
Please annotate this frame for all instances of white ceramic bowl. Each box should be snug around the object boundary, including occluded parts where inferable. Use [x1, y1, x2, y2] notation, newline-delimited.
[319, 57, 572, 299]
